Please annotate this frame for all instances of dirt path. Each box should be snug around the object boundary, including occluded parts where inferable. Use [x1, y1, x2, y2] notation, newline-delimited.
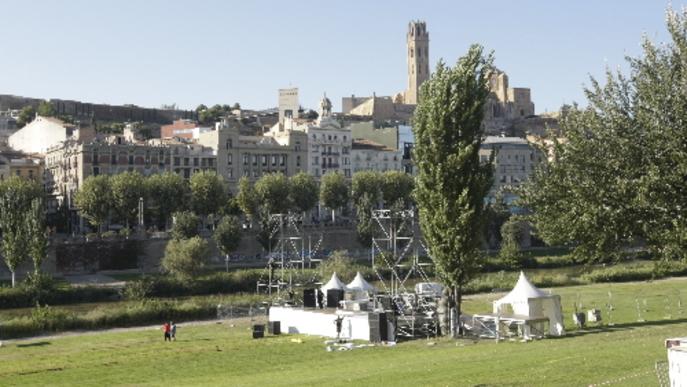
[0, 317, 262, 345]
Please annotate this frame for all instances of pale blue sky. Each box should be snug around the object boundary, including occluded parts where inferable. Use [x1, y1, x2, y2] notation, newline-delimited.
[0, 1, 676, 113]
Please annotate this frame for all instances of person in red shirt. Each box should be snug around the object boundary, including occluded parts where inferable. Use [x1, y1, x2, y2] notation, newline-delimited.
[163, 322, 171, 341]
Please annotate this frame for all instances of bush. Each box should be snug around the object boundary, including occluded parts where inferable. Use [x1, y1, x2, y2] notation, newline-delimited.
[0, 284, 120, 309]
[162, 237, 210, 279]
[101, 230, 118, 239]
[171, 211, 200, 240]
[319, 250, 373, 283]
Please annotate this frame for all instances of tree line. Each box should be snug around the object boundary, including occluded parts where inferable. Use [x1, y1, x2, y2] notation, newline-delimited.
[519, 8, 687, 265]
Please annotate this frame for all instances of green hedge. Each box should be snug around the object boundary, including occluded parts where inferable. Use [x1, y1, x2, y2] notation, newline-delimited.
[0, 285, 120, 309]
[0, 296, 259, 340]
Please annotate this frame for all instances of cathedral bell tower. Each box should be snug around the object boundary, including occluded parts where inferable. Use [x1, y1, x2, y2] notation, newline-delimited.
[405, 21, 429, 105]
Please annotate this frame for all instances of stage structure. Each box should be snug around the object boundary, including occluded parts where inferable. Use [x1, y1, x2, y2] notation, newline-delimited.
[370, 208, 438, 338]
[256, 213, 323, 296]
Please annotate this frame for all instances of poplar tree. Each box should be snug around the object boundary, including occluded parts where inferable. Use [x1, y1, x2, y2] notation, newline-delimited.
[412, 45, 494, 336]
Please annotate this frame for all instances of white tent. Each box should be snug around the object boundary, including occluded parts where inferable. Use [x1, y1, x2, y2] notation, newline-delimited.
[321, 272, 347, 292]
[346, 272, 376, 293]
[493, 271, 565, 337]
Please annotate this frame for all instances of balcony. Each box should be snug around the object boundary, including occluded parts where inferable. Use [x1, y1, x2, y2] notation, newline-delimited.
[322, 163, 340, 169]
[321, 151, 339, 156]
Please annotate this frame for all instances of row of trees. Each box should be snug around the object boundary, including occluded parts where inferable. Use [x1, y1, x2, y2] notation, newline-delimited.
[0, 177, 47, 287]
[75, 170, 228, 233]
[520, 8, 687, 264]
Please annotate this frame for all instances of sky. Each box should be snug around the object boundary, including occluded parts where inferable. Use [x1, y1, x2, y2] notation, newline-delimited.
[0, 1, 678, 113]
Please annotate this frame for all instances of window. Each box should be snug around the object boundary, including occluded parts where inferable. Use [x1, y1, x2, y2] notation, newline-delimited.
[243, 154, 249, 165]
[253, 170, 259, 178]
[261, 155, 267, 166]
[93, 167, 99, 176]
[226, 139, 233, 149]
[344, 169, 351, 178]
[183, 169, 190, 179]
[184, 158, 190, 166]
[271, 155, 277, 166]
[208, 158, 214, 167]
[194, 158, 199, 166]
[128, 155, 134, 165]
[296, 155, 301, 167]
[227, 154, 233, 165]
[343, 135, 347, 141]
[243, 170, 249, 177]
[92, 152, 99, 165]
[28, 170, 34, 179]
[174, 157, 180, 166]
[279, 155, 285, 166]
[252, 155, 257, 166]
[228, 168, 233, 178]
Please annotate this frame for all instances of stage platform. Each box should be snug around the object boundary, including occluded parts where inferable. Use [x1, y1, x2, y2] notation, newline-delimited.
[269, 306, 388, 341]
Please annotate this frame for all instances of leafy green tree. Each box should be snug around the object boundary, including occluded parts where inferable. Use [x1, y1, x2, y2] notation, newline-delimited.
[484, 192, 511, 249]
[254, 173, 291, 214]
[351, 171, 382, 206]
[16, 106, 36, 128]
[190, 171, 226, 222]
[382, 170, 414, 208]
[162, 236, 209, 279]
[26, 197, 48, 276]
[75, 175, 112, 232]
[213, 216, 242, 271]
[320, 172, 349, 222]
[37, 101, 56, 117]
[0, 177, 43, 287]
[498, 217, 525, 270]
[110, 171, 145, 227]
[412, 45, 494, 336]
[146, 172, 189, 229]
[171, 211, 200, 240]
[355, 193, 376, 247]
[519, 9, 687, 263]
[236, 177, 259, 218]
[288, 172, 319, 215]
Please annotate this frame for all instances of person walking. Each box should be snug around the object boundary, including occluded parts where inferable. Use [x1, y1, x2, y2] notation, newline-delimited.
[171, 322, 177, 341]
[163, 322, 171, 342]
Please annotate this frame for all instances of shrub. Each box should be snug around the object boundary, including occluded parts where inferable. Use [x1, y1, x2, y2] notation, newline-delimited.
[319, 250, 373, 283]
[101, 230, 118, 239]
[162, 237, 210, 279]
[171, 211, 200, 240]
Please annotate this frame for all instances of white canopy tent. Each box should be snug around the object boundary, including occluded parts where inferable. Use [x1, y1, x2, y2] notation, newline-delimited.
[321, 272, 348, 292]
[346, 272, 376, 301]
[491, 271, 565, 338]
[346, 272, 376, 292]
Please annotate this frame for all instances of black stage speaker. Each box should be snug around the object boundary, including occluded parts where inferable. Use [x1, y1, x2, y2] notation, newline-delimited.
[368, 312, 381, 342]
[327, 289, 344, 308]
[303, 288, 316, 308]
[252, 324, 265, 339]
[268, 321, 281, 335]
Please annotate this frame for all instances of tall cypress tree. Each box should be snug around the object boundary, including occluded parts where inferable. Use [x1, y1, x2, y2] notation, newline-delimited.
[413, 44, 494, 336]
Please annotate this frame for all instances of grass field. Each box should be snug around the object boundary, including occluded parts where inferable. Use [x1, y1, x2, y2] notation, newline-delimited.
[2, 278, 686, 386]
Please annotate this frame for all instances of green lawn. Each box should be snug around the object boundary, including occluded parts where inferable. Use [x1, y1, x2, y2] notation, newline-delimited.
[1, 278, 685, 386]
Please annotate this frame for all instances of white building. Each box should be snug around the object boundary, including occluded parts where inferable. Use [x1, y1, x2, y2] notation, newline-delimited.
[269, 94, 353, 178]
[278, 87, 300, 123]
[9, 116, 94, 155]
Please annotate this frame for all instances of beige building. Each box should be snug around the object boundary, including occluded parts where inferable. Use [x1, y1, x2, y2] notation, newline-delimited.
[351, 139, 402, 173]
[403, 20, 430, 105]
[483, 70, 537, 135]
[198, 117, 307, 191]
[44, 128, 215, 212]
[9, 116, 94, 155]
[479, 136, 544, 198]
[278, 87, 300, 123]
[0, 154, 43, 181]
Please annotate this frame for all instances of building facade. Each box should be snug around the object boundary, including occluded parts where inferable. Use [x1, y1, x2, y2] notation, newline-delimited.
[44, 131, 215, 211]
[160, 119, 212, 140]
[198, 117, 307, 191]
[479, 136, 544, 200]
[9, 116, 94, 155]
[351, 139, 402, 173]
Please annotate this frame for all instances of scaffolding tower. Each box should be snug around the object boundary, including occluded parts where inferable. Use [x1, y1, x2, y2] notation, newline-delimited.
[370, 208, 437, 338]
[256, 213, 323, 296]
